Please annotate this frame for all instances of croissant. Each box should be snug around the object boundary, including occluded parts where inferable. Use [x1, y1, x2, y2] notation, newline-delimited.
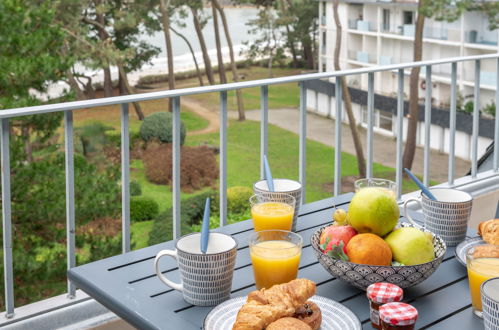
[232, 279, 316, 330]
[478, 219, 499, 245]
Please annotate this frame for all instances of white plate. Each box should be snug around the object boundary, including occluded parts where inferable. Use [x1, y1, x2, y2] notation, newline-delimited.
[455, 236, 486, 267]
[203, 295, 362, 330]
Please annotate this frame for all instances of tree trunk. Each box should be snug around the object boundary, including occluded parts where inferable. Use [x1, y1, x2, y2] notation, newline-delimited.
[212, 3, 227, 84]
[402, 0, 425, 171]
[332, 0, 366, 178]
[96, 12, 113, 97]
[117, 63, 145, 120]
[303, 39, 314, 70]
[22, 126, 33, 163]
[170, 26, 204, 86]
[213, 0, 245, 120]
[66, 68, 86, 100]
[159, 0, 176, 112]
[191, 7, 215, 85]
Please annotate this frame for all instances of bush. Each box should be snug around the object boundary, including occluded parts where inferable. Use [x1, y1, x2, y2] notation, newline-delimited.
[148, 190, 219, 245]
[140, 112, 186, 145]
[142, 143, 218, 192]
[227, 186, 253, 214]
[130, 197, 159, 222]
[130, 180, 142, 196]
[482, 102, 496, 117]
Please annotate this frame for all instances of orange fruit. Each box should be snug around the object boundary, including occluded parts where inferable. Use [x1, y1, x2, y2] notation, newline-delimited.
[346, 233, 392, 266]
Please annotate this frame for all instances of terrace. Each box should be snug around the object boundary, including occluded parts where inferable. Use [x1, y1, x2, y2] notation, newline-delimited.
[1, 53, 499, 329]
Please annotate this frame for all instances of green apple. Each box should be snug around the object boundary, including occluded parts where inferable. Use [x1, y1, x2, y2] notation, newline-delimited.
[384, 227, 435, 265]
[348, 187, 399, 236]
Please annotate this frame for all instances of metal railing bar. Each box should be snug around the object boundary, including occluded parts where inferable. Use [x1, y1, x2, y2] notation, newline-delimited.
[449, 63, 457, 185]
[172, 97, 181, 239]
[367, 72, 374, 179]
[334, 77, 342, 196]
[64, 111, 76, 299]
[2, 54, 498, 119]
[299, 82, 307, 203]
[423, 65, 432, 187]
[220, 91, 228, 227]
[396, 69, 404, 200]
[1, 118, 14, 317]
[120, 104, 130, 253]
[471, 60, 480, 178]
[260, 86, 268, 180]
[495, 57, 499, 171]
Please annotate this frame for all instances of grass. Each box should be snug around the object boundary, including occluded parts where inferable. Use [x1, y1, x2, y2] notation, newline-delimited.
[131, 220, 154, 249]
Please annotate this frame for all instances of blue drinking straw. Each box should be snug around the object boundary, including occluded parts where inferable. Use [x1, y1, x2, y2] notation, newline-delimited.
[404, 168, 437, 201]
[200, 198, 210, 254]
[263, 155, 275, 192]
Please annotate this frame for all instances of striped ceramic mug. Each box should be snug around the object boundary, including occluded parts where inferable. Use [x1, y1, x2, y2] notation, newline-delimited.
[404, 188, 472, 247]
[154, 232, 237, 306]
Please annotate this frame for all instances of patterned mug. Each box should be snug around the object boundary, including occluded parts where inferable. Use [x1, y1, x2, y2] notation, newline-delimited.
[154, 232, 237, 306]
[404, 188, 472, 247]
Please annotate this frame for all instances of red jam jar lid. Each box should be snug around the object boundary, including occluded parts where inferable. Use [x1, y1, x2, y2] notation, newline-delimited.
[379, 302, 418, 326]
[367, 282, 404, 304]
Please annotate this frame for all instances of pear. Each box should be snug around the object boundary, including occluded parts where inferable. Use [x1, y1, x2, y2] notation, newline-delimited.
[384, 227, 435, 266]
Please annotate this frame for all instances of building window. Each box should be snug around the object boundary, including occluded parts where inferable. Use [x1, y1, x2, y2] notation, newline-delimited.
[382, 9, 390, 31]
[322, 63, 327, 73]
[403, 11, 414, 25]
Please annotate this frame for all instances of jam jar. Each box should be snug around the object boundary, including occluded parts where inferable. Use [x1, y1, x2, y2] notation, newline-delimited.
[366, 282, 403, 329]
[379, 302, 418, 330]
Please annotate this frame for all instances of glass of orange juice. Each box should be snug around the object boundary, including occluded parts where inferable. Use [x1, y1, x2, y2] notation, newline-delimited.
[466, 245, 499, 317]
[249, 230, 302, 289]
[250, 192, 295, 232]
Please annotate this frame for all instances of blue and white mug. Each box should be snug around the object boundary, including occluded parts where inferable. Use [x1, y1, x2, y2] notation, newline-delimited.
[404, 188, 472, 247]
[154, 232, 237, 306]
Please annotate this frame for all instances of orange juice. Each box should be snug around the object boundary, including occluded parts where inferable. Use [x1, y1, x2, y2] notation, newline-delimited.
[251, 202, 294, 231]
[250, 240, 301, 289]
[467, 258, 499, 311]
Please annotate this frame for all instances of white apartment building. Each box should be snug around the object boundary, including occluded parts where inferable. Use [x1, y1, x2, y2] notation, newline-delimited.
[308, 0, 498, 160]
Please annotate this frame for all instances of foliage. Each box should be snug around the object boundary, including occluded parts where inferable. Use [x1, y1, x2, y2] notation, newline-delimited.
[11, 153, 120, 235]
[140, 112, 186, 145]
[131, 197, 160, 222]
[130, 180, 142, 196]
[227, 186, 253, 214]
[75, 122, 115, 156]
[142, 143, 219, 192]
[148, 189, 219, 245]
[482, 102, 496, 117]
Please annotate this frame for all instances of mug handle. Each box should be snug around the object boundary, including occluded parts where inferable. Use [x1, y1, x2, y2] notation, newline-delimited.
[154, 250, 183, 292]
[403, 198, 424, 228]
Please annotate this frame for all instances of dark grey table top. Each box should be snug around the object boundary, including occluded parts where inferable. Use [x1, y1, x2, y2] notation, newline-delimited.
[68, 193, 483, 330]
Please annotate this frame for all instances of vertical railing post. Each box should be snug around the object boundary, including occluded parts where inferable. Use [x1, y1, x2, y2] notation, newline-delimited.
[172, 97, 181, 239]
[495, 57, 499, 171]
[396, 69, 404, 200]
[1, 119, 14, 317]
[121, 104, 130, 253]
[449, 62, 457, 185]
[64, 111, 76, 298]
[423, 65, 432, 187]
[220, 91, 228, 227]
[260, 86, 268, 180]
[299, 82, 307, 203]
[334, 77, 343, 196]
[471, 60, 480, 178]
[367, 72, 374, 179]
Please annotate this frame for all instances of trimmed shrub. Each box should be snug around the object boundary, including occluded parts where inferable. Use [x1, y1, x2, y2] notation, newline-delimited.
[148, 190, 219, 245]
[227, 186, 253, 214]
[142, 143, 218, 192]
[130, 197, 159, 222]
[130, 180, 142, 196]
[140, 112, 186, 145]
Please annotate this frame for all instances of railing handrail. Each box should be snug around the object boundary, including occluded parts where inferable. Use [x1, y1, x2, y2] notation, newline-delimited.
[2, 53, 498, 119]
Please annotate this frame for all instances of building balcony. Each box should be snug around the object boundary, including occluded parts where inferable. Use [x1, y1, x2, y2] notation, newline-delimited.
[465, 30, 498, 47]
[348, 19, 377, 32]
[1, 54, 499, 329]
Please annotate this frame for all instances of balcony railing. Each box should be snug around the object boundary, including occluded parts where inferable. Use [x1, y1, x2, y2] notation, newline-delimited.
[2, 53, 499, 326]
